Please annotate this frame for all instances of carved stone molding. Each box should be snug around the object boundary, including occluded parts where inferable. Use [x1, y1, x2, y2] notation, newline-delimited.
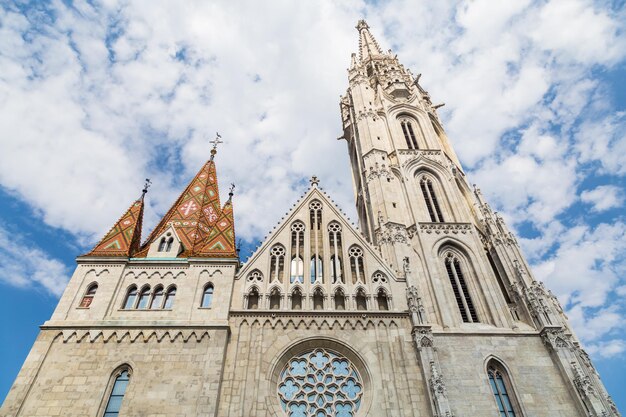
[419, 223, 472, 235]
[376, 222, 409, 245]
[55, 329, 213, 344]
[412, 326, 434, 349]
[540, 327, 572, 351]
[231, 312, 408, 331]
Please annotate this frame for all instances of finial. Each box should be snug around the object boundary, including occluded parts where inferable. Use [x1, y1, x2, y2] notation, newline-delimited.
[310, 175, 320, 187]
[209, 132, 223, 160]
[229, 183, 235, 196]
[356, 19, 369, 31]
[141, 178, 152, 199]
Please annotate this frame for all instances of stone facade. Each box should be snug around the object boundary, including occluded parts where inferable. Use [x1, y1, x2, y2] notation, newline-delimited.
[1, 20, 620, 417]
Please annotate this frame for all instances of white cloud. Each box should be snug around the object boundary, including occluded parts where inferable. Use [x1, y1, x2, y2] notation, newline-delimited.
[0, 225, 69, 296]
[581, 185, 624, 212]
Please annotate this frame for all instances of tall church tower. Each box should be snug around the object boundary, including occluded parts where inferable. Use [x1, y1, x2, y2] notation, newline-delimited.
[339, 20, 620, 417]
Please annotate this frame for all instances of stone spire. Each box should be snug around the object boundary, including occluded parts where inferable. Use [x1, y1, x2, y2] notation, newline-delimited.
[356, 19, 382, 61]
[85, 195, 145, 257]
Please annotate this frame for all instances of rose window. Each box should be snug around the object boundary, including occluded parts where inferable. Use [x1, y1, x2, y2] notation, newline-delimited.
[278, 349, 363, 417]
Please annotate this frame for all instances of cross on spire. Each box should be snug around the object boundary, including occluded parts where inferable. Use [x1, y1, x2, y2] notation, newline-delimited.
[210, 132, 223, 160]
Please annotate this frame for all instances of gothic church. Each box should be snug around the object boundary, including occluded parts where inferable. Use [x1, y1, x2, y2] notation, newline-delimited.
[1, 20, 620, 417]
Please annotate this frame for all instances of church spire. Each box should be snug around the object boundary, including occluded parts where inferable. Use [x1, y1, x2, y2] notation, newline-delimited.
[194, 183, 236, 257]
[85, 188, 146, 258]
[356, 19, 382, 61]
[135, 136, 237, 258]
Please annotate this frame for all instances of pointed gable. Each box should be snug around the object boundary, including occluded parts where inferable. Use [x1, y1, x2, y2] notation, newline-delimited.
[135, 156, 237, 259]
[237, 183, 395, 280]
[86, 198, 144, 257]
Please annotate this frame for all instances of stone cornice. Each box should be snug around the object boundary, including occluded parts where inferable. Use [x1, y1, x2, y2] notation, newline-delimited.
[419, 222, 473, 235]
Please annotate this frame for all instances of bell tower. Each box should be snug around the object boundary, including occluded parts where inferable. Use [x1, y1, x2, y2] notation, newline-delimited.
[340, 20, 620, 417]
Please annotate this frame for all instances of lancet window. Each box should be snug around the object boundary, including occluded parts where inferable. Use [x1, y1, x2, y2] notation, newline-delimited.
[328, 222, 344, 284]
[103, 367, 131, 417]
[376, 288, 389, 311]
[309, 201, 323, 283]
[270, 288, 281, 310]
[487, 360, 521, 417]
[150, 285, 164, 309]
[313, 288, 324, 310]
[137, 286, 151, 309]
[419, 176, 445, 222]
[201, 284, 214, 308]
[80, 283, 98, 308]
[291, 288, 303, 310]
[270, 244, 286, 283]
[444, 253, 478, 323]
[247, 288, 260, 309]
[123, 286, 137, 309]
[349, 245, 365, 284]
[163, 286, 176, 309]
[400, 118, 419, 149]
[290, 222, 305, 284]
[335, 289, 346, 310]
[355, 289, 367, 310]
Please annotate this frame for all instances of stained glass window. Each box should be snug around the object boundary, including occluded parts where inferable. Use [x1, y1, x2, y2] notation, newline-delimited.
[278, 349, 363, 417]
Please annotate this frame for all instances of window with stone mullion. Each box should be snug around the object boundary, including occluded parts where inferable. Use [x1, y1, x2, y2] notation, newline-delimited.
[420, 180, 438, 222]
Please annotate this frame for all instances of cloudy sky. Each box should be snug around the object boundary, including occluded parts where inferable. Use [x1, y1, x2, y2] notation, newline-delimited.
[1, 0, 625, 408]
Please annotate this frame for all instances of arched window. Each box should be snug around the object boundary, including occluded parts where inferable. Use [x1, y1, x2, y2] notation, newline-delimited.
[328, 222, 343, 284]
[80, 283, 98, 308]
[158, 237, 167, 252]
[355, 289, 367, 311]
[269, 245, 286, 283]
[377, 288, 389, 311]
[123, 286, 137, 309]
[248, 288, 259, 309]
[246, 269, 263, 283]
[313, 288, 324, 310]
[163, 286, 176, 309]
[291, 288, 303, 310]
[103, 368, 131, 416]
[165, 237, 174, 251]
[310, 256, 323, 284]
[290, 222, 305, 284]
[419, 176, 445, 222]
[309, 201, 323, 283]
[136, 286, 151, 309]
[349, 246, 365, 284]
[371, 271, 388, 285]
[269, 288, 281, 310]
[149, 286, 164, 309]
[400, 118, 419, 149]
[201, 284, 214, 308]
[487, 360, 521, 417]
[444, 253, 478, 323]
[334, 289, 346, 311]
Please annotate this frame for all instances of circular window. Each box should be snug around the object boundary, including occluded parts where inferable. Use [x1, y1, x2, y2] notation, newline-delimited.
[277, 348, 363, 417]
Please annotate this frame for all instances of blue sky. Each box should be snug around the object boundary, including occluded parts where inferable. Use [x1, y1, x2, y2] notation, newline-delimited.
[1, 0, 626, 410]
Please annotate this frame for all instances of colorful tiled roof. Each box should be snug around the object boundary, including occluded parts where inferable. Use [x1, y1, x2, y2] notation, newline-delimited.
[85, 198, 145, 257]
[135, 156, 237, 258]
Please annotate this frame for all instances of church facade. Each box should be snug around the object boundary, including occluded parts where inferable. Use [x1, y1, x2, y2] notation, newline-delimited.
[1, 21, 620, 417]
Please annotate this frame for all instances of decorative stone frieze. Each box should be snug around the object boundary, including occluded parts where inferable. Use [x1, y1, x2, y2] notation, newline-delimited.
[419, 222, 472, 235]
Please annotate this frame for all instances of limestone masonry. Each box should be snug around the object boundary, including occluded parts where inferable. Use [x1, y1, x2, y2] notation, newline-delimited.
[1, 20, 620, 417]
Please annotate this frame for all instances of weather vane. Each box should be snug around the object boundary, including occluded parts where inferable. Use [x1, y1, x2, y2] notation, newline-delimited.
[209, 132, 223, 161]
[142, 178, 152, 197]
[229, 183, 236, 195]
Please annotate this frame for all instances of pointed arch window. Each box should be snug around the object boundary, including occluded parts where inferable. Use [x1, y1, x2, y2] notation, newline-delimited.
[165, 237, 174, 251]
[444, 253, 478, 323]
[290, 222, 305, 284]
[136, 286, 151, 309]
[103, 368, 131, 417]
[419, 176, 444, 222]
[487, 360, 521, 417]
[123, 286, 137, 309]
[334, 289, 346, 310]
[247, 288, 260, 309]
[355, 289, 367, 311]
[309, 201, 323, 283]
[150, 286, 164, 309]
[328, 222, 344, 284]
[377, 288, 389, 311]
[270, 245, 286, 283]
[349, 245, 365, 284]
[158, 237, 167, 252]
[201, 284, 214, 308]
[400, 118, 419, 149]
[270, 288, 281, 310]
[80, 283, 98, 308]
[163, 286, 176, 309]
[313, 288, 324, 310]
[291, 288, 303, 310]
